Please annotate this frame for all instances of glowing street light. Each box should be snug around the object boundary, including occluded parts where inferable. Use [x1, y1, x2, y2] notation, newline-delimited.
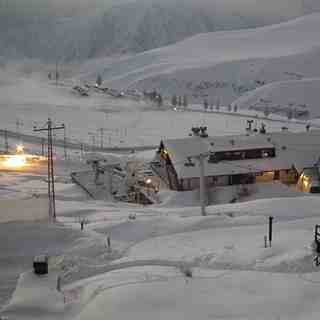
[16, 144, 24, 154]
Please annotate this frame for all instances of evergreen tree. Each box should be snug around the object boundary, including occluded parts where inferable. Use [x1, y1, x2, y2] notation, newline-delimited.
[96, 74, 102, 86]
[178, 96, 182, 107]
[233, 104, 238, 112]
[216, 98, 220, 111]
[151, 90, 157, 100]
[171, 95, 177, 107]
[183, 95, 188, 109]
[203, 99, 208, 111]
[157, 94, 163, 107]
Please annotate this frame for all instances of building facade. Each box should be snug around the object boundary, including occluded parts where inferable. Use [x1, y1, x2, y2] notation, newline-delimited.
[151, 129, 320, 192]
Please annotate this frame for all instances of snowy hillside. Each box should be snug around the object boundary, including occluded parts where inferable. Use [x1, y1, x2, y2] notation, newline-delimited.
[232, 78, 320, 119]
[81, 13, 320, 113]
[0, 0, 319, 61]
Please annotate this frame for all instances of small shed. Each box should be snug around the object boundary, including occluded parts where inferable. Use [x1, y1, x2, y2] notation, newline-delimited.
[33, 255, 49, 275]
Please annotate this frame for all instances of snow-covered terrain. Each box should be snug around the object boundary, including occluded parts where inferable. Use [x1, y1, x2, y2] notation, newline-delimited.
[232, 78, 320, 118]
[75, 13, 320, 115]
[2, 3, 320, 320]
[0, 70, 311, 150]
[2, 168, 320, 319]
[0, 0, 319, 61]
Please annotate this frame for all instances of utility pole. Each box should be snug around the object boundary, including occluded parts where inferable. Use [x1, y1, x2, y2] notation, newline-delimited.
[34, 119, 64, 221]
[88, 132, 96, 151]
[314, 225, 320, 266]
[55, 60, 59, 86]
[41, 137, 45, 156]
[80, 143, 84, 160]
[63, 124, 67, 160]
[98, 128, 104, 149]
[4, 129, 9, 153]
[198, 154, 206, 216]
[268, 216, 273, 247]
[16, 118, 23, 141]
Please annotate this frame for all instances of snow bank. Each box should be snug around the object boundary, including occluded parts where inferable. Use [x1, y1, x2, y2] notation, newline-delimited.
[74, 268, 320, 320]
[0, 198, 48, 223]
[1, 271, 64, 320]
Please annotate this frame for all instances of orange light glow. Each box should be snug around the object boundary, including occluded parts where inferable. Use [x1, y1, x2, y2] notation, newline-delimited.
[3, 155, 27, 168]
[16, 144, 24, 153]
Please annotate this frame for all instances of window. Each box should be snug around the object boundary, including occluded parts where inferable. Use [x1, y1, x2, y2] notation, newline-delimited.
[209, 148, 275, 162]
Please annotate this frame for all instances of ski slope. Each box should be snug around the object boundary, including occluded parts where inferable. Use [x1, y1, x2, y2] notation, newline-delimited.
[232, 78, 320, 118]
[82, 13, 320, 109]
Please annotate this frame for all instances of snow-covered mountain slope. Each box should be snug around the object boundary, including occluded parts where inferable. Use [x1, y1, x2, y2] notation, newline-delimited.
[83, 13, 320, 109]
[0, 0, 319, 61]
[232, 78, 320, 118]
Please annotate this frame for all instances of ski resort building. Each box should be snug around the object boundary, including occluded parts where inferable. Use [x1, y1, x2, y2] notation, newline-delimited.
[151, 128, 320, 192]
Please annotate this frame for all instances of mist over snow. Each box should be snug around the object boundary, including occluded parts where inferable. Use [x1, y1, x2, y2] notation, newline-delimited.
[0, 0, 320, 61]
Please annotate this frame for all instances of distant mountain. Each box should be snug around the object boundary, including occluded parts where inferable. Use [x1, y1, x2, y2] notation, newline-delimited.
[78, 13, 320, 118]
[0, 0, 319, 62]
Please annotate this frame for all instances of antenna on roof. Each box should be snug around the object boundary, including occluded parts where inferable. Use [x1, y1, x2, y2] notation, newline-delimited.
[260, 123, 266, 134]
[184, 157, 195, 167]
[199, 126, 208, 138]
[191, 127, 200, 136]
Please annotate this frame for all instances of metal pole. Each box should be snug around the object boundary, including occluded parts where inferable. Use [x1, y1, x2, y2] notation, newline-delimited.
[55, 60, 58, 86]
[99, 128, 104, 149]
[80, 143, 84, 160]
[47, 120, 52, 220]
[63, 124, 67, 160]
[198, 154, 206, 216]
[41, 137, 45, 156]
[16, 119, 23, 142]
[50, 122, 56, 220]
[4, 129, 8, 153]
[269, 216, 273, 247]
[109, 169, 113, 197]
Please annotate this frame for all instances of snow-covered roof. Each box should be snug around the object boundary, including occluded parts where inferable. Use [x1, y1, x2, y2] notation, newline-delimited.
[163, 130, 320, 179]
